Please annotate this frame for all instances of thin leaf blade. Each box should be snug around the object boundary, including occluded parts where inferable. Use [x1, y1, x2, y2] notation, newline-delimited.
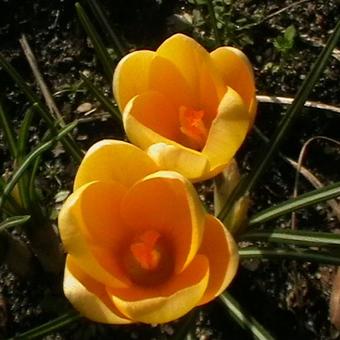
[249, 181, 340, 226]
[220, 292, 275, 340]
[0, 215, 31, 232]
[240, 229, 340, 248]
[218, 20, 340, 222]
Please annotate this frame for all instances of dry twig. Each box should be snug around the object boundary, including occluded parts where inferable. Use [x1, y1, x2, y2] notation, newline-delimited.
[19, 34, 63, 121]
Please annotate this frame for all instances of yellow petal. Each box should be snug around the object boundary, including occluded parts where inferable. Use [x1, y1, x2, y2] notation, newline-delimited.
[123, 91, 181, 143]
[123, 93, 178, 150]
[121, 170, 206, 273]
[199, 57, 226, 124]
[210, 46, 257, 125]
[148, 55, 195, 109]
[74, 140, 158, 190]
[64, 256, 131, 324]
[202, 87, 249, 177]
[198, 215, 239, 305]
[108, 255, 209, 324]
[157, 34, 225, 111]
[59, 182, 129, 288]
[123, 94, 211, 181]
[147, 143, 210, 182]
[113, 50, 155, 111]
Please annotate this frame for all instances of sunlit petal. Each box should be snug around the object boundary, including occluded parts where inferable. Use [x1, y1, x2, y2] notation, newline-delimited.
[147, 143, 210, 182]
[157, 34, 225, 110]
[64, 256, 132, 324]
[198, 215, 239, 305]
[123, 91, 181, 143]
[202, 87, 249, 175]
[113, 50, 155, 111]
[121, 171, 206, 273]
[108, 255, 209, 324]
[74, 140, 158, 190]
[149, 55, 195, 109]
[210, 46, 257, 125]
[59, 182, 129, 288]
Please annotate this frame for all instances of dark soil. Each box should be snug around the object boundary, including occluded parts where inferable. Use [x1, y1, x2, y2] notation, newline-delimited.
[0, 0, 339, 339]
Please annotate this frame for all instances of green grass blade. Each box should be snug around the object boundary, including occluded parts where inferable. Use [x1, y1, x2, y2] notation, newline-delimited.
[0, 178, 24, 215]
[80, 73, 122, 124]
[17, 107, 36, 209]
[28, 154, 42, 206]
[218, 20, 340, 222]
[0, 215, 31, 232]
[10, 311, 81, 339]
[0, 102, 17, 158]
[240, 229, 340, 248]
[219, 292, 275, 340]
[86, 0, 126, 58]
[249, 180, 340, 226]
[239, 247, 340, 265]
[32, 103, 83, 163]
[0, 121, 78, 209]
[206, 0, 221, 46]
[75, 2, 114, 83]
[0, 55, 83, 163]
[17, 107, 35, 160]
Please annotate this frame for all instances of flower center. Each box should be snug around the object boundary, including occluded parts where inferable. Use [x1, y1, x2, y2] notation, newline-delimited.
[179, 105, 208, 150]
[124, 230, 173, 286]
[130, 230, 161, 270]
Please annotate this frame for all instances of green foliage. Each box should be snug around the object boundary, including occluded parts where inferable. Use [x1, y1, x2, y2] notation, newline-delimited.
[75, 2, 115, 83]
[273, 25, 297, 55]
[188, 0, 256, 48]
[0, 121, 77, 209]
[187, 0, 208, 5]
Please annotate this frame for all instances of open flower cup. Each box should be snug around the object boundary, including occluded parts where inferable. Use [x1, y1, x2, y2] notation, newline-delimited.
[59, 140, 239, 324]
[113, 33, 256, 182]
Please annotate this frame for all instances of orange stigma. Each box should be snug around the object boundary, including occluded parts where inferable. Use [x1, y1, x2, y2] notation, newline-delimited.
[130, 230, 161, 270]
[124, 230, 174, 286]
[179, 106, 208, 150]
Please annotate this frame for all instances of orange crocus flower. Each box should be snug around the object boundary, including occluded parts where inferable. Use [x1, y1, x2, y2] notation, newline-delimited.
[113, 34, 256, 182]
[59, 140, 239, 324]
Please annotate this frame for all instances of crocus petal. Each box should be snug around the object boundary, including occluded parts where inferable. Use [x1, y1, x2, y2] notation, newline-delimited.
[123, 91, 181, 142]
[113, 50, 155, 111]
[157, 34, 225, 110]
[74, 140, 158, 190]
[59, 182, 129, 288]
[148, 55, 195, 109]
[121, 171, 206, 273]
[64, 256, 132, 324]
[123, 93, 179, 150]
[198, 58, 227, 124]
[202, 87, 249, 177]
[123, 94, 210, 181]
[108, 255, 209, 324]
[210, 46, 257, 125]
[147, 143, 209, 182]
[198, 215, 239, 305]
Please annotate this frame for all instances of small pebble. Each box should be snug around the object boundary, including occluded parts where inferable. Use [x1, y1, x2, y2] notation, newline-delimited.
[76, 102, 92, 113]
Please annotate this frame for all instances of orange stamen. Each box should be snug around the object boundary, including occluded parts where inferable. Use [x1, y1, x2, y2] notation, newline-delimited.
[130, 230, 161, 271]
[179, 106, 208, 150]
[124, 230, 174, 286]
